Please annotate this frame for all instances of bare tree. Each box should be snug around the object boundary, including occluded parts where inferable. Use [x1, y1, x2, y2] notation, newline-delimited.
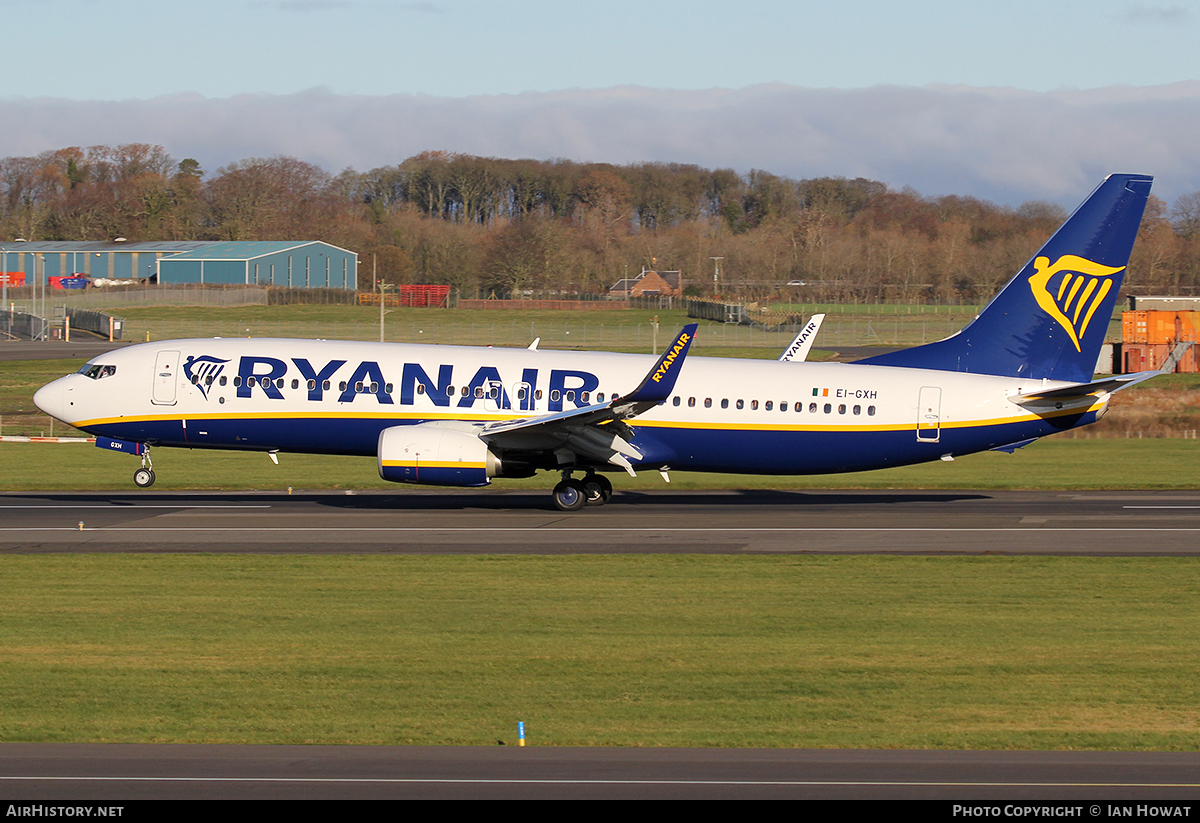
[1171, 192, 1200, 240]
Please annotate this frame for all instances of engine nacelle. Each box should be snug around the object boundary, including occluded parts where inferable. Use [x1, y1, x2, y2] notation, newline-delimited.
[378, 423, 499, 487]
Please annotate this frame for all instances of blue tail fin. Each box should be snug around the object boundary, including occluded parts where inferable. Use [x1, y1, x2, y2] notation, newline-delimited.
[857, 174, 1152, 383]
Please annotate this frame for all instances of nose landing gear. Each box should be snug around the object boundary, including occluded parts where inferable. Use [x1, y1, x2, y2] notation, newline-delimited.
[133, 447, 156, 488]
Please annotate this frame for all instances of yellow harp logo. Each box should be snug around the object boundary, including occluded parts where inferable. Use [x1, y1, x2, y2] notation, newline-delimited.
[1028, 255, 1125, 352]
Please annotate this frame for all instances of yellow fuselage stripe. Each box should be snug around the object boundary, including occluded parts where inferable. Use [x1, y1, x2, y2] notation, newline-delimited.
[71, 400, 1104, 436]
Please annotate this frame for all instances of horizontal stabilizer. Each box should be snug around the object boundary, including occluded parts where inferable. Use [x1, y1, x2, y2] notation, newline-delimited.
[1008, 370, 1161, 406]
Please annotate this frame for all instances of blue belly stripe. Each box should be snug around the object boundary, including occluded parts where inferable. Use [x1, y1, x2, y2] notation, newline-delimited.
[82, 410, 1097, 476]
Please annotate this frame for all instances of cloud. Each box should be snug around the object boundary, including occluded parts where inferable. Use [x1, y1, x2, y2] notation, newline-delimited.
[1124, 5, 1190, 23]
[2, 83, 1198, 206]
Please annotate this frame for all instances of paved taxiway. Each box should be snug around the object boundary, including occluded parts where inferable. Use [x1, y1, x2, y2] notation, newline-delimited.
[0, 339, 130, 362]
[2, 488, 1200, 554]
[3, 743, 1199, 800]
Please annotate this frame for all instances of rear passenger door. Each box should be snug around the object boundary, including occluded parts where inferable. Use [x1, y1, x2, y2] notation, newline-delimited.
[916, 386, 941, 442]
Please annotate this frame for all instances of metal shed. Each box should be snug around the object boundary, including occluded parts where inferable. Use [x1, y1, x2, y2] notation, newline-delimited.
[1, 241, 210, 282]
[0, 240, 357, 289]
[157, 241, 357, 288]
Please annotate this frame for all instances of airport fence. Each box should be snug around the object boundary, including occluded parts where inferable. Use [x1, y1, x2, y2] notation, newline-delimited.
[110, 315, 981, 352]
[65, 308, 124, 340]
[29, 287, 272, 308]
[5, 285, 362, 310]
[1, 310, 49, 341]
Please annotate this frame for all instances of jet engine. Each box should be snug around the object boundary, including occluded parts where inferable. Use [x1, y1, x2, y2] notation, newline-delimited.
[377, 423, 500, 487]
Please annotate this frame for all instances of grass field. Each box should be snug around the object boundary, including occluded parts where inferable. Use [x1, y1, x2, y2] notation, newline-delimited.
[65, 303, 983, 351]
[18, 296, 1131, 350]
[3, 554, 1199, 749]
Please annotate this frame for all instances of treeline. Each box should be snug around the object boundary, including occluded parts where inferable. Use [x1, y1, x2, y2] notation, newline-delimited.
[3, 144, 1200, 302]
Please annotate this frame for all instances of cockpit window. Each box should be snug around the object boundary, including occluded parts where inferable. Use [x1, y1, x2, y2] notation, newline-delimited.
[79, 364, 116, 379]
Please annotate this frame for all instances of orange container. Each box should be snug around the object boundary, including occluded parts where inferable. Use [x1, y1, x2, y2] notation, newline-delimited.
[1122, 311, 1200, 344]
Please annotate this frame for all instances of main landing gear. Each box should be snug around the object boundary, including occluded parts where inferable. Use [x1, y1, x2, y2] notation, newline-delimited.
[133, 447, 156, 488]
[552, 471, 613, 512]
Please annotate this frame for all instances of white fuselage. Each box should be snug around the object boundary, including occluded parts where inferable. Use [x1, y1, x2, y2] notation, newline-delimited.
[35, 338, 1107, 477]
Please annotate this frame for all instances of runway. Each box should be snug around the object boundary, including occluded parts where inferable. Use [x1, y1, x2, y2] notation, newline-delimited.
[2, 743, 1199, 800]
[2, 488, 1200, 554]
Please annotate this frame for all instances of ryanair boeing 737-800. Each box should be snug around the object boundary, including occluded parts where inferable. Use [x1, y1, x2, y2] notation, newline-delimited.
[35, 174, 1159, 510]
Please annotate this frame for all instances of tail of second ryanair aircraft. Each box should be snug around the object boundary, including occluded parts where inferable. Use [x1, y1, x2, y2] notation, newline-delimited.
[857, 173, 1153, 383]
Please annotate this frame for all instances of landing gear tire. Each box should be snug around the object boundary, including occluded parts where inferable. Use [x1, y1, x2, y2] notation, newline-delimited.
[134, 468, 156, 488]
[552, 479, 587, 512]
[583, 475, 613, 506]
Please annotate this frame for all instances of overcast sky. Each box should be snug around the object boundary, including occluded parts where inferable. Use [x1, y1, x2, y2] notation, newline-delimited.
[3, 0, 1199, 205]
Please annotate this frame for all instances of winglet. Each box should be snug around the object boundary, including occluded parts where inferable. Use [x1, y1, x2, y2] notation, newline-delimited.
[621, 323, 698, 404]
[779, 313, 825, 362]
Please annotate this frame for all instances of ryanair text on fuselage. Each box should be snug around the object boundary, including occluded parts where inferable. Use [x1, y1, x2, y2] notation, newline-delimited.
[196, 353, 601, 413]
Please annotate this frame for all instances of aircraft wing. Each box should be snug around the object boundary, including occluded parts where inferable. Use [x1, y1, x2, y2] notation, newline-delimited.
[480, 324, 698, 474]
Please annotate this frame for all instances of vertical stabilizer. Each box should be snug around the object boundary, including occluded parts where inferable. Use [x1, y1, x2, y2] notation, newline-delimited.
[857, 174, 1152, 382]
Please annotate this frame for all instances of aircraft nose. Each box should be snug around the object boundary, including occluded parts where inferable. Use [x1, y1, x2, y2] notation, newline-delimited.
[33, 379, 65, 421]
